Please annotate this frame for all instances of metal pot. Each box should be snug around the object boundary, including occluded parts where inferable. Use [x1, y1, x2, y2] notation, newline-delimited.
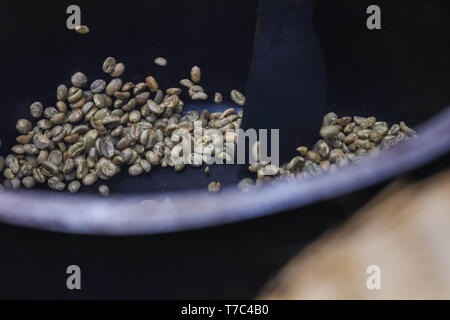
[0, 0, 449, 235]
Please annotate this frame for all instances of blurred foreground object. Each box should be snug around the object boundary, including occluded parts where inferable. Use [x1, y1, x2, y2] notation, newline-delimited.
[261, 170, 450, 299]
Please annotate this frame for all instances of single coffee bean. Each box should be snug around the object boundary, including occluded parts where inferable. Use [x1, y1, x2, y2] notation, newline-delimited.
[192, 92, 208, 100]
[154, 89, 164, 104]
[128, 163, 144, 176]
[29, 101, 44, 118]
[57, 84, 69, 101]
[133, 82, 147, 95]
[191, 66, 201, 83]
[214, 92, 223, 103]
[114, 91, 130, 100]
[230, 89, 245, 106]
[16, 119, 32, 134]
[22, 176, 36, 189]
[319, 125, 341, 138]
[74, 25, 90, 34]
[306, 150, 321, 164]
[68, 87, 83, 103]
[154, 57, 167, 66]
[145, 76, 159, 92]
[105, 78, 123, 96]
[68, 181, 81, 194]
[48, 177, 65, 191]
[180, 79, 194, 88]
[82, 172, 97, 186]
[102, 57, 116, 74]
[98, 185, 110, 197]
[208, 181, 221, 193]
[90, 79, 106, 93]
[71, 72, 88, 88]
[354, 116, 371, 129]
[122, 82, 135, 91]
[110, 62, 125, 77]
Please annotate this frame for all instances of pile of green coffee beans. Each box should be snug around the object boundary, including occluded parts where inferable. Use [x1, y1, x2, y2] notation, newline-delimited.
[0, 57, 244, 196]
[0, 56, 416, 195]
[239, 113, 416, 191]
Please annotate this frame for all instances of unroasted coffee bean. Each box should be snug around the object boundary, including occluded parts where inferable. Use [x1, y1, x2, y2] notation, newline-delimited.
[68, 109, 84, 123]
[16, 119, 32, 134]
[230, 89, 245, 106]
[140, 159, 151, 173]
[82, 172, 97, 186]
[191, 66, 201, 83]
[74, 25, 89, 34]
[306, 150, 321, 164]
[50, 113, 66, 125]
[22, 176, 36, 189]
[102, 57, 116, 74]
[208, 181, 221, 193]
[71, 72, 88, 88]
[57, 84, 69, 101]
[68, 87, 83, 103]
[48, 177, 65, 191]
[68, 181, 81, 194]
[56, 101, 68, 113]
[154, 57, 167, 66]
[110, 62, 125, 77]
[133, 82, 147, 95]
[98, 185, 110, 196]
[128, 163, 144, 176]
[135, 92, 150, 105]
[319, 125, 340, 138]
[154, 89, 164, 104]
[129, 110, 141, 123]
[354, 116, 371, 129]
[145, 76, 159, 92]
[105, 78, 123, 96]
[17, 133, 34, 145]
[180, 79, 194, 88]
[287, 156, 305, 171]
[29, 101, 44, 118]
[214, 92, 223, 103]
[68, 142, 85, 158]
[257, 165, 280, 178]
[33, 134, 50, 149]
[90, 79, 106, 93]
[400, 121, 416, 136]
[192, 92, 208, 100]
[43, 160, 59, 176]
[122, 82, 135, 91]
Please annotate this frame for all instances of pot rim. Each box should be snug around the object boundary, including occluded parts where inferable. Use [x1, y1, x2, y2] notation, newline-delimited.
[0, 107, 449, 235]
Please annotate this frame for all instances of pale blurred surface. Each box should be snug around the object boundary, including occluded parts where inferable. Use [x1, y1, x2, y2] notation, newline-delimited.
[260, 170, 450, 300]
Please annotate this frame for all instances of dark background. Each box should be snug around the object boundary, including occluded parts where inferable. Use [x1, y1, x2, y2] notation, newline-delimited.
[0, 0, 449, 298]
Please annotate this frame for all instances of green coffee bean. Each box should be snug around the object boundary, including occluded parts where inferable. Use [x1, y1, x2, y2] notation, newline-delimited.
[30, 101, 44, 118]
[230, 89, 245, 106]
[208, 181, 221, 193]
[191, 66, 201, 83]
[98, 185, 110, 196]
[68, 181, 81, 194]
[71, 72, 88, 88]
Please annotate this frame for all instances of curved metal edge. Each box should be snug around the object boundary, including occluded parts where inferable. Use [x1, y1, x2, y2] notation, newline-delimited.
[0, 107, 449, 236]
